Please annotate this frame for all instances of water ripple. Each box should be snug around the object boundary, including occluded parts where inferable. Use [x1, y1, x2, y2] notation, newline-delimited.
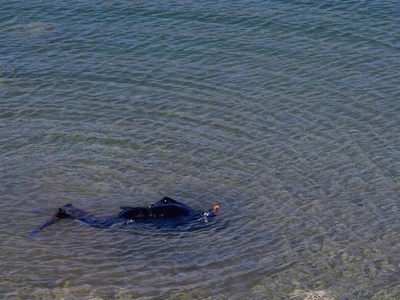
[1, 0, 400, 299]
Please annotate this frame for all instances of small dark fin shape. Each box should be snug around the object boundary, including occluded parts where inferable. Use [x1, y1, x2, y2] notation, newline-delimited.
[149, 196, 180, 207]
[29, 229, 40, 237]
[30, 206, 70, 236]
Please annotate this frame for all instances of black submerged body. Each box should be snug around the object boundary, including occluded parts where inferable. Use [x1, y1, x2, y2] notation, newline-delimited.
[119, 197, 197, 219]
[31, 197, 220, 236]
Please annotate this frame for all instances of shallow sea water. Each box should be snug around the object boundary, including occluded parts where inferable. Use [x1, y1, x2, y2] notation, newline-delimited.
[1, 1, 399, 299]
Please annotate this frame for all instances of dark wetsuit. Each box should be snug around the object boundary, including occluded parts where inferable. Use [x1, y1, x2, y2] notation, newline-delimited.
[119, 197, 196, 219]
[31, 197, 219, 235]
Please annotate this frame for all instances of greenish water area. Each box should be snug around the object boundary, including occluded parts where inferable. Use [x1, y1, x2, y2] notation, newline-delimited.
[1, 1, 399, 299]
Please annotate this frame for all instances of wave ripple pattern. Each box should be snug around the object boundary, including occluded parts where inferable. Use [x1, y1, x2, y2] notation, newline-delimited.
[1, 1, 399, 299]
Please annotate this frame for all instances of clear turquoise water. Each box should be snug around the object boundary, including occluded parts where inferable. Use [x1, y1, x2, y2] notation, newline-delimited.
[1, 1, 399, 299]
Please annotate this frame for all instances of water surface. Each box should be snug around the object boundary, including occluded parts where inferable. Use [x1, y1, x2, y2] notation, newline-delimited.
[1, 1, 399, 299]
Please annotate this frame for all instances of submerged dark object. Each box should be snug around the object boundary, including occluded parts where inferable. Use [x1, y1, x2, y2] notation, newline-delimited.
[31, 197, 220, 236]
